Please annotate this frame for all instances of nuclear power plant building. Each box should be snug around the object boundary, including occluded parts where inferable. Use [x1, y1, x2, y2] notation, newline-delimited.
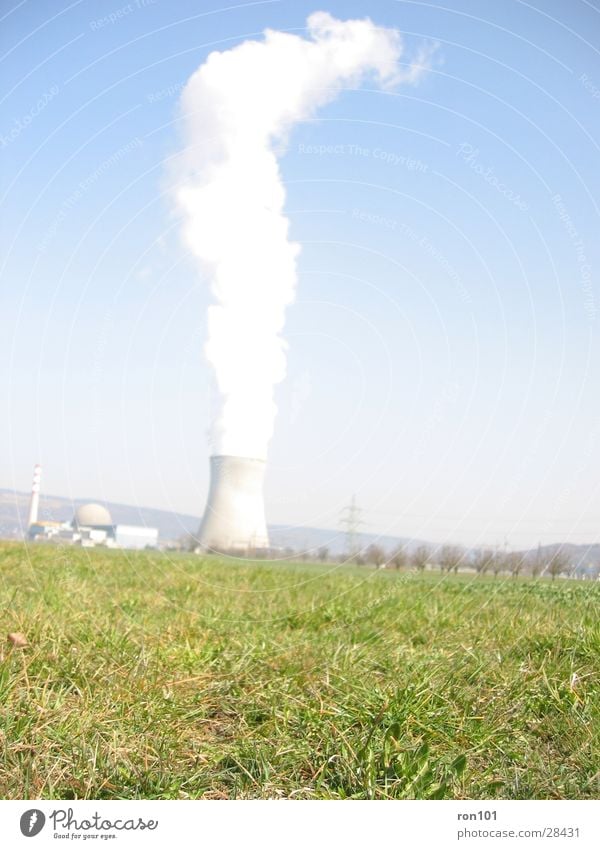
[28, 502, 158, 549]
[198, 455, 269, 553]
[26, 466, 158, 550]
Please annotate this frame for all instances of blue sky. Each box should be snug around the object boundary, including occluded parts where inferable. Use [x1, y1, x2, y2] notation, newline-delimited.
[1, 0, 599, 549]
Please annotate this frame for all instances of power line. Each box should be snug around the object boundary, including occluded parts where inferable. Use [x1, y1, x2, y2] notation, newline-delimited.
[340, 494, 363, 560]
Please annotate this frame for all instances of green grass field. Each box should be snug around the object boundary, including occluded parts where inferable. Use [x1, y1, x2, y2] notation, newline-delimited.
[0, 542, 598, 800]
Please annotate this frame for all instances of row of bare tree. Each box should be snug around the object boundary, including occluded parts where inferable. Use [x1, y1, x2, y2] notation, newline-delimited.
[181, 535, 597, 579]
[352, 543, 596, 579]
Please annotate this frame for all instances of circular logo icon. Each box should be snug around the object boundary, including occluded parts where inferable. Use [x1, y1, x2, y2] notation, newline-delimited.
[20, 810, 46, 837]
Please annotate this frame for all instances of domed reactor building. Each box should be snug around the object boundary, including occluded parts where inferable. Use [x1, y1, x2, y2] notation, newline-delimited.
[73, 503, 113, 528]
[26, 466, 158, 550]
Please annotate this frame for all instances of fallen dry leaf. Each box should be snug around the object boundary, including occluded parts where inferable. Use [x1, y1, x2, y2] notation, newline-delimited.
[7, 632, 28, 648]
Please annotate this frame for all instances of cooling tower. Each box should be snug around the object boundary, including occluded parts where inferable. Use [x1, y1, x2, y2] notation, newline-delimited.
[198, 455, 269, 552]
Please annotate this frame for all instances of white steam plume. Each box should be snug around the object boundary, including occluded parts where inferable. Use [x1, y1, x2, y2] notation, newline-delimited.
[174, 12, 431, 459]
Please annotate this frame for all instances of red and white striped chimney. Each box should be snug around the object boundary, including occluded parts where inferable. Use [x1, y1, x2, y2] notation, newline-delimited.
[27, 464, 42, 527]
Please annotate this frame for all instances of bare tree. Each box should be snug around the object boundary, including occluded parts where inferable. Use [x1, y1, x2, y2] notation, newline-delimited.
[180, 533, 200, 553]
[411, 545, 431, 572]
[547, 549, 569, 581]
[491, 551, 504, 578]
[529, 545, 545, 578]
[365, 544, 386, 568]
[389, 546, 408, 570]
[317, 546, 329, 563]
[473, 548, 495, 576]
[507, 551, 525, 578]
[439, 545, 465, 574]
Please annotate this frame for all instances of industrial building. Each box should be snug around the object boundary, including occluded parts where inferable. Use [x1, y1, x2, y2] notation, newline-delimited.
[198, 454, 269, 553]
[26, 466, 158, 550]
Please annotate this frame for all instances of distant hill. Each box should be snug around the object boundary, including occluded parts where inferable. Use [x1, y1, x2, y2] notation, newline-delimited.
[522, 542, 600, 572]
[0, 489, 422, 554]
[1, 489, 598, 567]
